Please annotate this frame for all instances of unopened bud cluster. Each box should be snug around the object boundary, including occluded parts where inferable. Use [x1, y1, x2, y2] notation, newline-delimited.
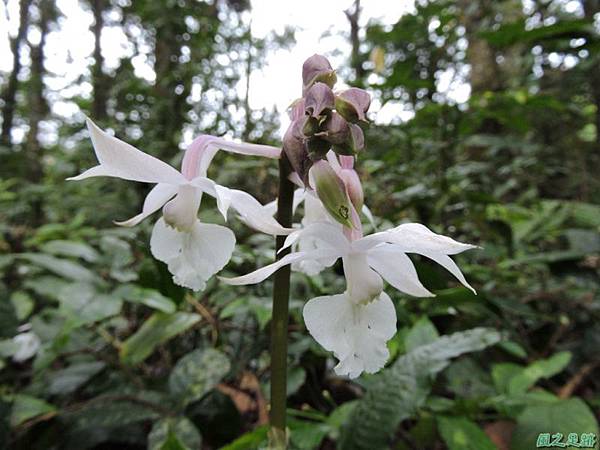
[283, 54, 371, 184]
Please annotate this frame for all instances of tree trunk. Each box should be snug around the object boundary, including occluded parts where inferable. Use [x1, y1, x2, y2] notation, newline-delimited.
[345, 0, 365, 86]
[458, 0, 502, 95]
[24, 0, 53, 224]
[1, 0, 32, 147]
[91, 0, 108, 120]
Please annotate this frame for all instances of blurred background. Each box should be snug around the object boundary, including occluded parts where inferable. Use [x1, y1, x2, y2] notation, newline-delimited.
[1, 0, 600, 449]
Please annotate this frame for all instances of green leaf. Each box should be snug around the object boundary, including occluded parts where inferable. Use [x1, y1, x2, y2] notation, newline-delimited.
[148, 417, 202, 450]
[40, 240, 99, 263]
[58, 282, 122, 325]
[65, 395, 160, 430]
[17, 253, 97, 283]
[115, 284, 176, 313]
[47, 361, 106, 395]
[493, 352, 572, 395]
[120, 312, 201, 365]
[339, 328, 501, 450]
[404, 316, 439, 352]
[220, 425, 268, 450]
[10, 291, 34, 321]
[437, 416, 497, 450]
[511, 398, 599, 450]
[10, 395, 56, 427]
[168, 348, 230, 406]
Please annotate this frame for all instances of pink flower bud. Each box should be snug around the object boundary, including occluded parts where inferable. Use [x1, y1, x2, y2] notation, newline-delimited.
[339, 167, 364, 211]
[335, 88, 371, 123]
[283, 117, 311, 184]
[302, 54, 337, 93]
[310, 160, 353, 228]
[304, 82, 335, 118]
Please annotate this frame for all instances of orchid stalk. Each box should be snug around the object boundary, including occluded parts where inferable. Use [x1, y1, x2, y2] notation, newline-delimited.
[70, 54, 478, 449]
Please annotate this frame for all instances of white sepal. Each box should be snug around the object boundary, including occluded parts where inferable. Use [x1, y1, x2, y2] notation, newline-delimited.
[68, 118, 186, 185]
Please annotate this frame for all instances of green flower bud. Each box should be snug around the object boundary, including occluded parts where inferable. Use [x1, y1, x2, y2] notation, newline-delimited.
[310, 160, 354, 228]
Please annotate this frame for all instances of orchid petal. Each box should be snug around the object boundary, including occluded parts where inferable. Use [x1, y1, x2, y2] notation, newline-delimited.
[263, 189, 307, 217]
[226, 189, 294, 235]
[281, 221, 348, 254]
[68, 118, 186, 185]
[115, 184, 178, 227]
[342, 253, 384, 305]
[220, 248, 341, 285]
[210, 139, 281, 160]
[150, 218, 235, 291]
[303, 292, 396, 379]
[418, 250, 476, 294]
[367, 244, 434, 297]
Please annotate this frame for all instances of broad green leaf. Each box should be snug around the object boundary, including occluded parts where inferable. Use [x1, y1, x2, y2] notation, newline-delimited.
[47, 361, 106, 395]
[404, 316, 439, 352]
[10, 395, 56, 427]
[508, 352, 571, 395]
[10, 291, 34, 321]
[65, 395, 160, 430]
[339, 328, 501, 450]
[168, 348, 230, 406]
[511, 398, 599, 450]
[220, 425, 268, 450]
[40, 240, 99, 263]
[492, 352, 571, 395]
[58, 283, 122, 325]
[115, 284, 176, 313]
[120, 312, 201, 365]
[17, 253, 97, 283]
[437, 416, 496, 450]
[148, 417, 202, 450]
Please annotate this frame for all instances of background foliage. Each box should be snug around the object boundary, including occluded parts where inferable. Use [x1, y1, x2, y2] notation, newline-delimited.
[1, 0, 599, 448]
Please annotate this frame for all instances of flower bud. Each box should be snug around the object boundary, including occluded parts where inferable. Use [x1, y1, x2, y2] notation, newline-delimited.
[332, 123, 365, 155]
[283, 118, 311, 185]
[310, 160, 353, 228]
[302, 54, 337, 93]
[339, 167, 364, 211]
[320, 112, 349, 145]
[304, 82, 335, 118]
[334, 88, 371, 123]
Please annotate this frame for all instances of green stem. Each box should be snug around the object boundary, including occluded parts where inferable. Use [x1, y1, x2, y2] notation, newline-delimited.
[269, 154, 294, 449]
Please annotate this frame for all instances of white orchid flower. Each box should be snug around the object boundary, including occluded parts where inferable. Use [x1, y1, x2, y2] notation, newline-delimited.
[12, 331, 41, 363]
[221, 220, 476, 378]
[69, 118, 291, 291]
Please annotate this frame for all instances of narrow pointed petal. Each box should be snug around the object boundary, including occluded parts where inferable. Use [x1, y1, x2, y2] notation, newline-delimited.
[115, 183, 178, 227]
[281, 221, 349, 254]
[303, 292, 396, 379]
[227, 189, 295, 235]
[71, 118, 186, 185]
[389, 223, 477, 255]
[210, 139, 281, 160]
[219, 248, 341, 285]
[418, 251, 476, 294]
[367, 244, 435, 297]
[150, 218, 235, 291]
